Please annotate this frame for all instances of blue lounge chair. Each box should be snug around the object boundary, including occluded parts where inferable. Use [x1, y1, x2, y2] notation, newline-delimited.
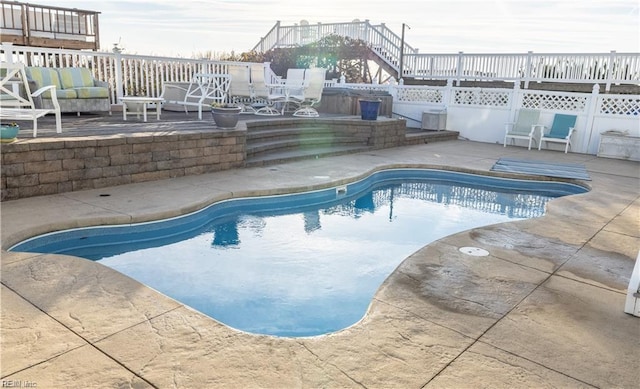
[538, 114, 577, 153]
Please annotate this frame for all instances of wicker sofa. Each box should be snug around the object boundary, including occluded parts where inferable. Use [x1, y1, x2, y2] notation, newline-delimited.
[25, 67, 111, 115]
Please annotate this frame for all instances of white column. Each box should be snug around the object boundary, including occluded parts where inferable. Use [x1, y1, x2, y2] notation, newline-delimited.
[583, 84, 601, 154]
[1, 42, 15, 63]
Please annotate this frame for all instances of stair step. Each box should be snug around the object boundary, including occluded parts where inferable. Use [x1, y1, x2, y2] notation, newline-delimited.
[247, 126, 336, 140]
[244, 124, 459, 167]
[247, 136, 367, 158]
[246, 144, 372, 167]
[404, 130, 459, 145]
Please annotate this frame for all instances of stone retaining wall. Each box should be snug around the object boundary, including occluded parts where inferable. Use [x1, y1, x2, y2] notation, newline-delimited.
[1, 118, 406, 201]
[1, 130, 246, 201]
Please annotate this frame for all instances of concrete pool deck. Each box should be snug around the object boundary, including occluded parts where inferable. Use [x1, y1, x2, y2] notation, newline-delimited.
[1, 140, 639, 388]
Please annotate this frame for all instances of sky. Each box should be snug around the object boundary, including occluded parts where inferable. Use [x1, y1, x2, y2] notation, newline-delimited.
[32, 0, 639, 58]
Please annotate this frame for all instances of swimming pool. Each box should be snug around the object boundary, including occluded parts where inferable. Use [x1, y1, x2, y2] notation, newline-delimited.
[11, 169, 587, 337]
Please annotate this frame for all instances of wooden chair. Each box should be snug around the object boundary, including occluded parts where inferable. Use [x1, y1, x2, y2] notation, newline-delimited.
[0, 62, 62, 137]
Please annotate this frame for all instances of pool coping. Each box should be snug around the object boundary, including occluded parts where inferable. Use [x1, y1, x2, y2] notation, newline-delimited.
[2, 141, 639, 387]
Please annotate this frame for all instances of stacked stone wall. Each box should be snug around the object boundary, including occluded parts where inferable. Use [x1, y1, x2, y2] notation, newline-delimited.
[1, 131, 246, 201]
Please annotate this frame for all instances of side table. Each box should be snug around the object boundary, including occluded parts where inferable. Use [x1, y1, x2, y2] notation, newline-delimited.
[120, 96, 165, 122]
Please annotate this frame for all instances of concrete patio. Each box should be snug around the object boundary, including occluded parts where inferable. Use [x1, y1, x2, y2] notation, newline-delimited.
[1, 140, 639, 388]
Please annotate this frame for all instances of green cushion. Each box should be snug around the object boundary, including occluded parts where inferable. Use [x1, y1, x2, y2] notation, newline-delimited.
[55, 89, 78, 99]
[73, 86, 109, 99]
[58, 67, 95, 89]
[25, 67, 63, 98]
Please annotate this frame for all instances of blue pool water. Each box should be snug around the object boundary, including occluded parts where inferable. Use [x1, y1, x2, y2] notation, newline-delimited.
[12, 169, 587, 337]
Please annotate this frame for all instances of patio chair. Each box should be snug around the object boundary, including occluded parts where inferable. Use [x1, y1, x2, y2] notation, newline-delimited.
[538, 113, 577, 153]
[503, 108, 542, 150]
[0, 62, 62, 137]
[252, 64, 280, 116]
[256, 68, 306, 116]
[293, 68, 327, 118]
[228, 64, 256, 114]
[161, 73, 231, 120]
[282, 68, 306, 108]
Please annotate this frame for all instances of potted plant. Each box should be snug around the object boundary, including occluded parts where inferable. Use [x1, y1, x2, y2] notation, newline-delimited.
[358, 95, 382, 121]
[0, 122, 20, 143]
[358, 91, 382, 120]
[211, 103, 242, 129]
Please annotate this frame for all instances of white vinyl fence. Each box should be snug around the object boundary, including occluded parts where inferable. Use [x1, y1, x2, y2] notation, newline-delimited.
[341, 80, 639, 155]
[2, 43, 638, 156]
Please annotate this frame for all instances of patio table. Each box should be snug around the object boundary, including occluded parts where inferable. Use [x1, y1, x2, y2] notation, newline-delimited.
[120, 96, 165, 122]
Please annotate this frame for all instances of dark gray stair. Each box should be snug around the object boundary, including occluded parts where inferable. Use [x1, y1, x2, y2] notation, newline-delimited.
[246, 125, 371, 166]
[245, 124, 460, 167]
[246, 144, 372, 167]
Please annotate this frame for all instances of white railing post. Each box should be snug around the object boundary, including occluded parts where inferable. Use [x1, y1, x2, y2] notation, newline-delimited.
[275, 21, 281, 47]
[583, 84, 601, 154]
[1, 43, 15, 63]
[524, 51, 533, 89]
[388, 79, 398, 101]
[444, 78, 453, 107]
[364, 20, 370, 42]
[112, 47, 124, 103]
[455, 52, 464, 86]
[605, 50, 616, 92]
[509, 81, 521, 122]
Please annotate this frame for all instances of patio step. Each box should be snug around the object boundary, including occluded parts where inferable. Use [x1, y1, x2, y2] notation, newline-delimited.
[246, 125, 371, 166]
[404, 129, 460, 145]
[246, 144, 372, 167]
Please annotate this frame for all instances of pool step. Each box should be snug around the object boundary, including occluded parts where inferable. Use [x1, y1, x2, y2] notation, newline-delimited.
[245, 124, 460, 167]
[246, 125, 371, 166]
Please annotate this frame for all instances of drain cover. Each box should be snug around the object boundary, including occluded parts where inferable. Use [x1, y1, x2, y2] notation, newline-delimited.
[459, 247, 490, 256]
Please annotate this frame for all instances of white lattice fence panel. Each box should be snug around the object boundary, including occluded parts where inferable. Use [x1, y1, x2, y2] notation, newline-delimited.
[521, 92, 588, 112]
[453, 89, 510, 107]
[396, 87, 442, 103]
[599, 96, 640, 116]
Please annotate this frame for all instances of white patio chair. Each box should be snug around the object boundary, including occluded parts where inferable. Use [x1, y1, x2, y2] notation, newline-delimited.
[503, 108, 542, 150]
[252, 64, 280, 116]
[0, 62, 62, 137]
[256, 68, 306, 116]
[161, 73, 231, 120]
[293, 68, 327, 118]
[228, 64, 256, 114]
[282, 68, 306, 110]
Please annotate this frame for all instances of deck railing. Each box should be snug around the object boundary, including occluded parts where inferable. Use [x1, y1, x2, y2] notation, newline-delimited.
[0, 0, 100, 50]
[0, 43, 280, 105]
[253, 20, 640, 91]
